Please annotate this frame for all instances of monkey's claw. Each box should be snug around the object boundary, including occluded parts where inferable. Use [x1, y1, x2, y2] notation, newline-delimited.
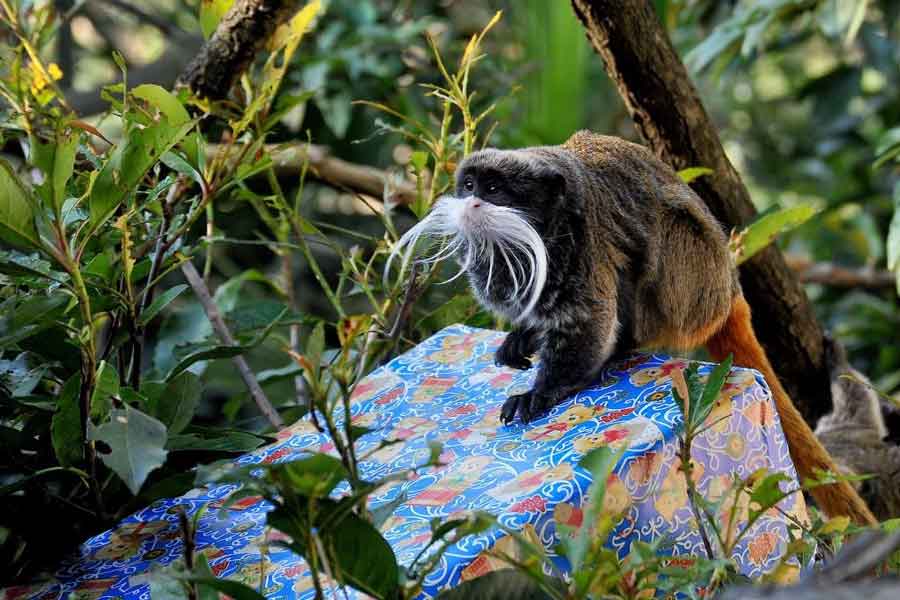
[500, 391, 554, 425]
[495, 335, 533, 371]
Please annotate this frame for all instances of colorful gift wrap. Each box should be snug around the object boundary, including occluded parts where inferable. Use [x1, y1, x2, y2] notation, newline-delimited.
[6, 325, 809, 600]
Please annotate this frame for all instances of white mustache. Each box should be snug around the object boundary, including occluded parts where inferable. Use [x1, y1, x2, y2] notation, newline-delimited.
[386, 195, 548, 322]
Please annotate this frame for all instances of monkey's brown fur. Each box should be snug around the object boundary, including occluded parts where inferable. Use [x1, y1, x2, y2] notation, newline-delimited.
[456, 131, 876, 525]
[566, 132, 877, 526]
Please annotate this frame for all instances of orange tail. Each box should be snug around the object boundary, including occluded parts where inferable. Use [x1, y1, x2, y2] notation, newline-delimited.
[706, 296, 876, 526]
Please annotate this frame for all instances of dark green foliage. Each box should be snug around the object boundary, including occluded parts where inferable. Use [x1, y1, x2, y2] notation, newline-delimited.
[1, 0, 898, 596]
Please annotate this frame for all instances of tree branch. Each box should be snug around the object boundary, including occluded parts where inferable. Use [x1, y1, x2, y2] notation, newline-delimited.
[570, 0, 835, 424]
[784, 254, 896, 289]
[177, 0, 303, 99]
[180, 260, 284, 430]
[209, 142, 417, 205]
[98, 0, 188, 37]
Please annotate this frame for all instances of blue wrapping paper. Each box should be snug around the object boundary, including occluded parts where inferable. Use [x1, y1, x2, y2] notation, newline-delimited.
[5, 325, 808, 600]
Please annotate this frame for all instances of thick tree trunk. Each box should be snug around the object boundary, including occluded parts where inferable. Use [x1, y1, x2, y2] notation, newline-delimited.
[178, 0, 302, 100]
[570, 0, 833, 423]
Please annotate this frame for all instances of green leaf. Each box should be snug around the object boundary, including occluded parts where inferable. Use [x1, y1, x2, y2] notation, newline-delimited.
[873, 127, 900, 170]
[677, 167, 714, 184]
[90, 361, 120, 422]
[232, 1, 321, 136]
[89, 405, 168, 494]
[199, 0, 235, 39]
[51, 375, 83, 467]
[164, 306, 283, 380]
[132, 84, 190, 124]
[748, 471, 792, 521]
[90, 88, 194, 229]
[224, 301, 303, 333]
[887, 182, 900, 282]
[693, 355, 733, 429]
[0, 159, 39, 248]
[817, 0, 870, 46]
[257, 362, 302, 384]
[730, 204, 819, 265]
[0, 352, 49, 397]
[562, 447, 624, 572]
[166, 429, 267, 452]
[185, 578, 266, 600]
[415, 294, 480, 334]
[410, 150, 429, 172]
[31, 126, 79, 218]
[140, 284, 189, 326]
[161, 151, 204, 188]
[684, 21, 743, 74]
[306, 321, 325, 377]
[281, 454, 348, 498]
[436, 570, 558, 600]
[269, 504, 400, 600]
[146, 371, 201, 435]
[0, 250, 56, 279]
[148, 565, 191, 600]
[370, 492, 407, 530]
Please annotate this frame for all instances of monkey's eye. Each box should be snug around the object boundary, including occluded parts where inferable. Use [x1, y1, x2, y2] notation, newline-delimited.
[463, 177, 475, 192]
[486, 181, 500, 195]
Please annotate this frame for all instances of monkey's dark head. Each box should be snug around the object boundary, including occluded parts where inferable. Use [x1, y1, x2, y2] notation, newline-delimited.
[453, 149, 568, 236]
[389, 149, 572, 324]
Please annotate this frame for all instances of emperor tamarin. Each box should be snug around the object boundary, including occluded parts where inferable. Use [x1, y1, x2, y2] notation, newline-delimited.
[391, 130, 876, 525]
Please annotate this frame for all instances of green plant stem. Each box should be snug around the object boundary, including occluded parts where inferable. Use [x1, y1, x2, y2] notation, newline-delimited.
[679, 435, 714, 560]
[131, 182, 178, 389]
[427, 101, 453, 210]
[203, 203, 215, 284]
[67, 262, 106, 517]
[267, 168, 346, 319]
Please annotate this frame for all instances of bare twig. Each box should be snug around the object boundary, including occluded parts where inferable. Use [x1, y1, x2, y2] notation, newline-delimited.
[180, 260, 284, 430]
[209, 142, 417, 206]
[129, 180, 180, 389]
[280, 249, 308, 407]
[97, 0, 188, 37]
[785, 254, 896, 289]
[383, 262, 424, 363]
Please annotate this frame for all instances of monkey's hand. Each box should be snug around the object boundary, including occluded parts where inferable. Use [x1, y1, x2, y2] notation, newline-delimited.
[500, 390, 559, 424]
[500, 315, 612, 425]
[495, 327, 539, 371]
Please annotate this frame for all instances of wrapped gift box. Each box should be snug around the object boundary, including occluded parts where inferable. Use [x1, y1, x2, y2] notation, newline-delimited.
[7, 325, 808, 600]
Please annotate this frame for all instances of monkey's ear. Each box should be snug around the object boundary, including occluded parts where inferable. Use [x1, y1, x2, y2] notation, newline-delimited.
[539, 166, 567, 204]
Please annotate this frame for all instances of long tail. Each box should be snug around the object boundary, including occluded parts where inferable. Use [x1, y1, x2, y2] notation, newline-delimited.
[706, 296, 877, 526]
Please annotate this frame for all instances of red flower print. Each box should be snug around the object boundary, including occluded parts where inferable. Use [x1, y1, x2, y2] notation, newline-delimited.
[603, 428, 630, 443]
[445, 404, 476, 417]
[510, 495, 547, 513]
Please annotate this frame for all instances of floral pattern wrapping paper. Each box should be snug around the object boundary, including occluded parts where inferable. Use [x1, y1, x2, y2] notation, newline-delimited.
[7, 325, 809, 600]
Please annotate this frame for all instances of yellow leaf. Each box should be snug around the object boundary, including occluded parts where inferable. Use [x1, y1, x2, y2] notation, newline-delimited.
[47, 62, 63, 81]
[820, 515, 851, 534]
[269, 0, 322, 59]
[199, 0, 235, 39]
[29, 61, 49, 94]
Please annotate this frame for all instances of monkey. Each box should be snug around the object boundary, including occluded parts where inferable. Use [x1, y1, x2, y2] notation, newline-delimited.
[389, 130, 876, 525]
[814, 335, 900, 520]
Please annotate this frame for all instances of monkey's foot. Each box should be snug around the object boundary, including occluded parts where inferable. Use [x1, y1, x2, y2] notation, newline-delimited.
[495, 335, 533, 371]
[500, 390, 556, 424]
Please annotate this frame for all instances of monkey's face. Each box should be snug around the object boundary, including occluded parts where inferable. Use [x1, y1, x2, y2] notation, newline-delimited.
[453, 150, 565, 231]
[388, 149, 566, 323]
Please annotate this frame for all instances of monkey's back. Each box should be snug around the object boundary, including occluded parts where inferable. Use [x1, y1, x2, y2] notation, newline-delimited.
[561, 130, 739, 350]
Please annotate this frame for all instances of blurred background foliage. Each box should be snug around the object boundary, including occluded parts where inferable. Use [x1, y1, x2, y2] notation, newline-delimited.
[1, 0, 899, 584]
